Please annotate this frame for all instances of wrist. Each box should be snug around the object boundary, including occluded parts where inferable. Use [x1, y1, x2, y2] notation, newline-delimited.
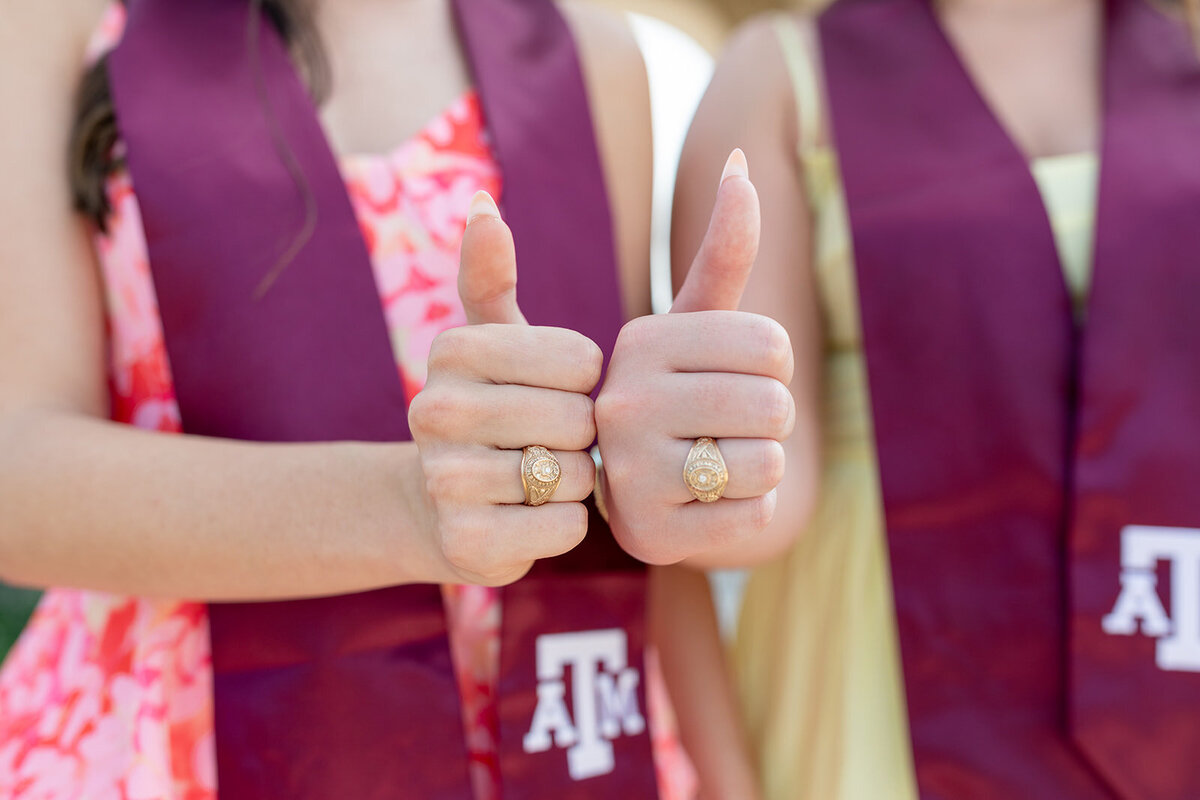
[370, 442, 457, 586]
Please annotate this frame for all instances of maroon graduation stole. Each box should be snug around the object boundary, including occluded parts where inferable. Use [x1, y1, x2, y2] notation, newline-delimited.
[106, 1, 658, 797]
[821, 0, 1200, 797]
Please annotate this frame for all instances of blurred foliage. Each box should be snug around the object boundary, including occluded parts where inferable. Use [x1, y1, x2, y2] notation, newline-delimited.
[0, 583, 40, 663]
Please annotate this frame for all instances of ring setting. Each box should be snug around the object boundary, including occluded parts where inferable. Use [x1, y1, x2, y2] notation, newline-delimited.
[522, 446, 562, 506]
[684, 437, 729, 503]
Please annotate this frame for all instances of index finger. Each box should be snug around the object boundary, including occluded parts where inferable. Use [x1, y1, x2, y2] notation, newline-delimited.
[617, 311, 794, 383]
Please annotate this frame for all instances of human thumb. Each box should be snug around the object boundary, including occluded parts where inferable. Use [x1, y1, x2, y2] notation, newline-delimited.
[458, 190, 527, 325]
[670, 149, 761, 314]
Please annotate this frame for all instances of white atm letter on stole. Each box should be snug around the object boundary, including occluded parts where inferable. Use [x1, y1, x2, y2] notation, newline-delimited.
[595, 668, 646, 740]
[523, 679, 579, 751]
[1102, 525, 1200, 672]
[522, 628, 645, 780]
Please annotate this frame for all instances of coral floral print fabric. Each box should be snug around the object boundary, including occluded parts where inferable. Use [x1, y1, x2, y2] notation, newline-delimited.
[0, 5, 695, 800]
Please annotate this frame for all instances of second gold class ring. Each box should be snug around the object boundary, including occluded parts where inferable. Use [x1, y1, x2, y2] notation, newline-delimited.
[683, 437, 728, 503]
[521, 446, 562, 506]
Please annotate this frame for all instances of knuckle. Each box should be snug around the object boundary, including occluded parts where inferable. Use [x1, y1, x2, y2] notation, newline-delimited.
[593, 391, 616, 429]
[536, 329, 602, 391]
[600, 451, 632, 491]
[567, 452, 598, 495]
[594, 388, 634, 430]
[639, 518, 686, 565]
[573, 336, 605, 390]
[575, 395, 598, 446]
[610, 514, 665, 564]
[758, 317, 794, 380]
[408, 390, 453, 438]
[422, 461, 452, 504]
[477, 562, 534, 588]
[763, 381, 795, 438]
[615, 315, 655, 353]
[560, 394, 597, 449]
[703, 523, 743, 555]
[749, 492, 778, 533]
[421, 451, 470, 503]
[702, 497, 775, 553]
[560, 503, 589, 547]
[426, 327, 471, 374]
[407, 390, 437, 438]
[761, 440, 786, 488]
[438, 517, 483, 573]
[552, 331, 603, 391]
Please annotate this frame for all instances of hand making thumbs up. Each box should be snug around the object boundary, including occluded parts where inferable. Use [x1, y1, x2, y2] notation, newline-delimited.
[408, 191, 601, 586]
[595, 150, 796, 565]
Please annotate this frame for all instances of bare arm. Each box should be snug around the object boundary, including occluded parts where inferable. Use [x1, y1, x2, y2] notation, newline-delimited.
[0, 4, 439, 600]
[650, 566, 760, 800]
[563, 0, 654, 321]
[671, 16, 823, 569]
[0, 4, 597, 600]
[567, 10, 764, 797]
[0, 414, 448, 599]
[641, 19, 827, 798]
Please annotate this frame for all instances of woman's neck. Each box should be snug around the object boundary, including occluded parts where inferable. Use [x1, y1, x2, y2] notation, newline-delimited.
[315, 0, 472, 156]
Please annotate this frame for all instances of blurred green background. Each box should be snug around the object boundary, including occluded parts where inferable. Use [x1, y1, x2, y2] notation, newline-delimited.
[0, 584, 39, 663]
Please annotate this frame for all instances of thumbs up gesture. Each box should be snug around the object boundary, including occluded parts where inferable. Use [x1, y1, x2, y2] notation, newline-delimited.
[408, 191, 601, 586]
[595, 150, 795, 565]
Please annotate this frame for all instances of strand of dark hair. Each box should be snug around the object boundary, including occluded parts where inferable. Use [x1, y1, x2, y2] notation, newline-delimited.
[69, 0, 328, 232]
[246, 0, 321, 298]
[68, 0, 1200, 233]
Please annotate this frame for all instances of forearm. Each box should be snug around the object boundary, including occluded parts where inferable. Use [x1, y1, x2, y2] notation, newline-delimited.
[649, 565, 760, 800]
[0, 408, 445, 599]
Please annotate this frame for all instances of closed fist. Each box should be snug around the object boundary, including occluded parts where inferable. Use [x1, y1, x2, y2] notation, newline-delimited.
[596, 151, 795, 565]
[410, 192, 598, 586]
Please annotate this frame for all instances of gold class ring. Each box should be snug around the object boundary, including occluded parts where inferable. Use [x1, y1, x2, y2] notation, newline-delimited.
[683, 437, 729, 503]
[521, 446, 562, 506]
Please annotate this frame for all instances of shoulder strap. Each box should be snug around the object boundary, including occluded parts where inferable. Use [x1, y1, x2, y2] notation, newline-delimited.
[773, 13, 825, 157]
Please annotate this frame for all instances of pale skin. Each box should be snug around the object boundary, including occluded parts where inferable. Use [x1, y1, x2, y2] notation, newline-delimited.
[0, 0, 782, 795]
[657, 0, 1102, 794]
[673, 0, 1101, 571]
[0, 0, 793, 594]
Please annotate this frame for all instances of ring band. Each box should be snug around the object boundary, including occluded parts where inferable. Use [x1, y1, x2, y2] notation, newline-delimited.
[590, 446, 610, 523]
[683, 437, 729, 503]
[522, 446, 562, 506]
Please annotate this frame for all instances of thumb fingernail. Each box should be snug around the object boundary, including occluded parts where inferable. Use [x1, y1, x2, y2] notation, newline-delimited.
[720, 148, 749, 185]
[468, 190, 501, 222]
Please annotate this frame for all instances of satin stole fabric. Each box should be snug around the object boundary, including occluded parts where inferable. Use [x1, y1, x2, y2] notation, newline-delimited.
[821, 0, 1200, 797]
[108, 0, 656, 797]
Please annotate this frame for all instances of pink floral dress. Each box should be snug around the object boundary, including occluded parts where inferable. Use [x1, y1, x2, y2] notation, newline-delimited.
[0, 6, 695, 800]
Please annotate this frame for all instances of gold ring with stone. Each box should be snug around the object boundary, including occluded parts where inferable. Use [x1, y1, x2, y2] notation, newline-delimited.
[521, 446, 562, 506]
[683, 437, 729, 503]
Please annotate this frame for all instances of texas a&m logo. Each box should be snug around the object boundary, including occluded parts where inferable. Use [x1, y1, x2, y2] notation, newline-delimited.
[1102, 525, 1200, 672]
[522, 628, 646, 780]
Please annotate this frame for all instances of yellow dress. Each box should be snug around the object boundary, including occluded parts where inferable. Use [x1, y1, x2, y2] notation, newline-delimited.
[731, 17, 1099, 800]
